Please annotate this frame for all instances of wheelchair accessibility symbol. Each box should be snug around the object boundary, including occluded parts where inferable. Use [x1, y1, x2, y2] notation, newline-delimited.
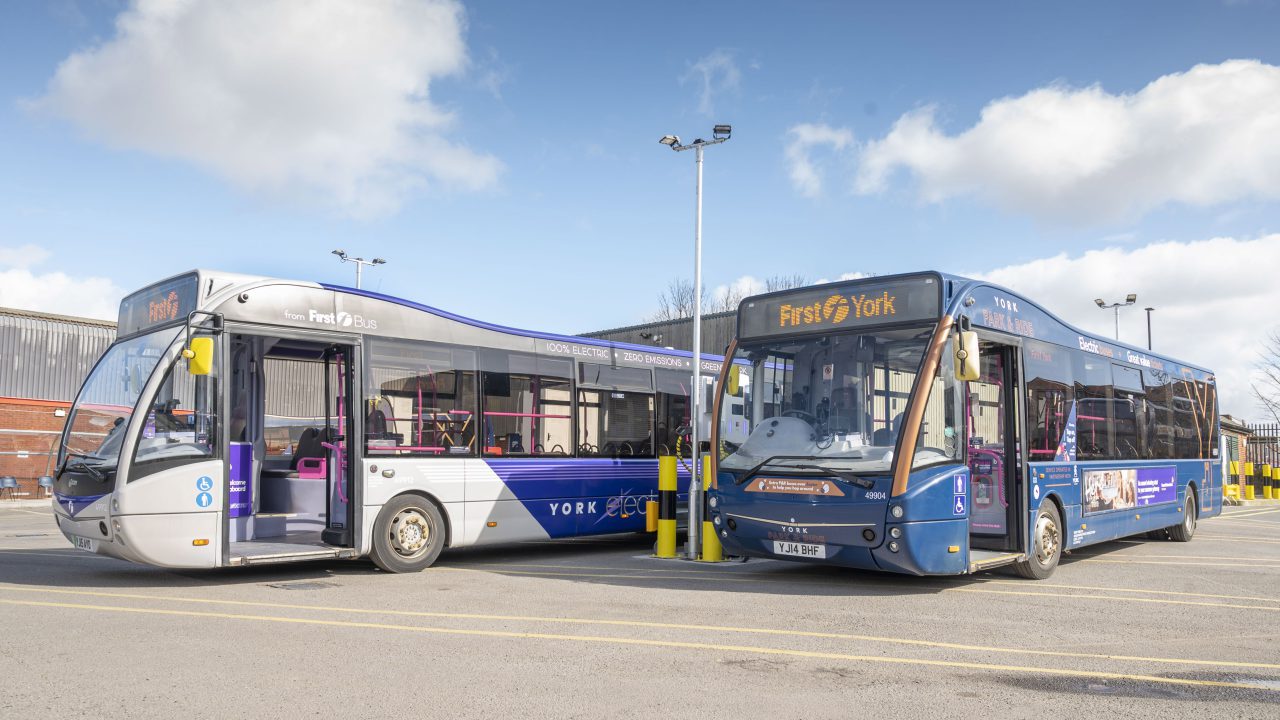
[196, 476, 214, 492]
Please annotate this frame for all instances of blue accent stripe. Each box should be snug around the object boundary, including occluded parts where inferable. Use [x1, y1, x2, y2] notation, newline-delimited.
[320, 283, 738, 363]
[53, 492, 106, 518]
[484, 458, 692, 539]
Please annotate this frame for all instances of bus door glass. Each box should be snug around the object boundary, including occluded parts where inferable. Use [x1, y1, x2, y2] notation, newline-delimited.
[966, 342, 1022, 551]
[321, 347, 357, 546]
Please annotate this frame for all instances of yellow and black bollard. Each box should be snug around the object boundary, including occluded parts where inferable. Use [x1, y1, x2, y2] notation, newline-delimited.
[1272, 465, 1280, 500]
[654, 456, 678, 558]
[1244, 463, 1256, 500]
[699, 454, 723, 562]
[1263, 464, 1273, 500]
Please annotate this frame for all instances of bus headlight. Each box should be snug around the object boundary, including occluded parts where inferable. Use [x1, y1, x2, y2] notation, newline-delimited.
[888, 541, 900, 553]
[713, 515, 722, 526]
[890, 527, 902, 539]
[890, 505, 904, 519]
[708, 496, 718, 509]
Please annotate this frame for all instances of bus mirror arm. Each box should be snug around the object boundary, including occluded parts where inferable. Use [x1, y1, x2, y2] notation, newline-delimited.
[181, 311, 224, 376]
[954, 328, 980, 382]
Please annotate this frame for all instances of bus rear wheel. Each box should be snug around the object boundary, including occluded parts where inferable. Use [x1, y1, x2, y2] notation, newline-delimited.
[1167, 492, 1198, 543]
[1014, 502, 1062, 580]
[371, 495, 446, 573]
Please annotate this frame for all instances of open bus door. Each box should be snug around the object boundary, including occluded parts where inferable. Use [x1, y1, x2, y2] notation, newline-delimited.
[964, 338, 1028, 569]
[224, 331, 361, 566]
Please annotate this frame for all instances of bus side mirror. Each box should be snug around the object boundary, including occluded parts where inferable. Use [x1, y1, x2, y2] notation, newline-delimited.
[727, 367, 741, 396]
[954, 330, 980, 382]
[183, 337, 214, 376]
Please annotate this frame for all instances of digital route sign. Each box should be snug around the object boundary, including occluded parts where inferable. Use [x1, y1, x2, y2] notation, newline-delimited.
[737, 274, 943, 340]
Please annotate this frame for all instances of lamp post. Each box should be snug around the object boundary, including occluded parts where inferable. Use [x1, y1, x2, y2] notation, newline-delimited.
[659, 124, 731, 560]
[1144, 307, 1154, 351]
[1094, 293, 1137, 341]
[331, 250, 386, 289]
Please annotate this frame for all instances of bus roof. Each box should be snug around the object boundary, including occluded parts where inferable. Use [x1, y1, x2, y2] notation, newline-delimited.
[736, 270, 1213, 377]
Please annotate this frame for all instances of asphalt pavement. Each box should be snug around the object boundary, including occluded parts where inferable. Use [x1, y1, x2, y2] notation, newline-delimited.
[1, 502, 1278, 719]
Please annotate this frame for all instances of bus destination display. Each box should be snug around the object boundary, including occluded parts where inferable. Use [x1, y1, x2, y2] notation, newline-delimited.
[737, 275, 941, 340]
[118, 273, 199, 336]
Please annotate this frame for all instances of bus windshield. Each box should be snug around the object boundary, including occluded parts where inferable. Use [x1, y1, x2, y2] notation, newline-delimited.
[719, 326, 961, 476]
[58, 329, 179, 476]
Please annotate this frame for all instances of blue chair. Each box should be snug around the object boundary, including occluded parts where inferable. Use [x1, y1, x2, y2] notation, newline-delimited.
[38, 476, 54, 497]
[0, 476, 17, 500]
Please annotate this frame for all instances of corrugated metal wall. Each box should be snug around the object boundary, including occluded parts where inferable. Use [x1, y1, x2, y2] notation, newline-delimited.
[0, 310, 117, 402]
[582, 312, 737, 357]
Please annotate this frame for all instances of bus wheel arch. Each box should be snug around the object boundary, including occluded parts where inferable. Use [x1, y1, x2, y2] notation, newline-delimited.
[369, 492, 451, 573]
[1013, 498, 1063, 580]
[1168, 485, 1198, 543]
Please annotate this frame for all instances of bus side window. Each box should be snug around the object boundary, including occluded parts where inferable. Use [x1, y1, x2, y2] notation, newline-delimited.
[1073, 355, 1113, 460]
[1142, 367, 1175, 459]
[1023, 341, 1073, 462]
[1111, 364, 1146, 460]
[365, 339, 477, 457]
[480, 351, 572, 457]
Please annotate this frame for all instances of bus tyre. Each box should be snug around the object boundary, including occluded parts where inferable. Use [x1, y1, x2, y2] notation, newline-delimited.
[370, 495, 446, 573]
[1014, 502, 1062, 580]
[1167, 492, 1198, 543]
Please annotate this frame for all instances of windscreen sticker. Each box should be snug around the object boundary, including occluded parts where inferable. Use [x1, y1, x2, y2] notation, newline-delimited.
[747, 477, 846, 497]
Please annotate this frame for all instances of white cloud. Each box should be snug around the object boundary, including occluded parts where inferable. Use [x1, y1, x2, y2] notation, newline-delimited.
[815, 271, 869, 284]
[854, 60, 1280, 223]
[0, 247, 123, 320]
[682, 49, 741, 116]
[710, 275, 766, 310]
[31, 0, 501, 217]
[784, 123, 854, 198]
[0, 244, 51, 270]
[975, 234, 1280, 417]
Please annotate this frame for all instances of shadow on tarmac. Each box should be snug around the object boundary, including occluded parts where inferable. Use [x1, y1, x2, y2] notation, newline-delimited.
[0, 531, 1014, 598]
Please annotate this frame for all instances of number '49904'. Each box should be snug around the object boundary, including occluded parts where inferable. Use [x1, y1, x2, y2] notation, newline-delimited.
[864, 490, 886, 501]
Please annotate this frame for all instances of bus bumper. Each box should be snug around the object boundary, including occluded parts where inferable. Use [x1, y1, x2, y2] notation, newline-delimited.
[871, 518, 970, 575]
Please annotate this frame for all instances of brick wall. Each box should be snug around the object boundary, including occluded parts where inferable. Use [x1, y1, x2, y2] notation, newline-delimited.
[0, 398, 70, 498]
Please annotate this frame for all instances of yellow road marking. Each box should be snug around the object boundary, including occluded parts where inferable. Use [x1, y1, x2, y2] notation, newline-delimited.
[1079, 559, 1280, 569]
[1196, 534, 1280, 544]
[1069, 553, 1280, 563]
[452, 565, 1280, 611]
[1, 597, 1275, 691]
[984, 580, 1280, 604]
[1209, 516, 1280, 528]
[3, 585, 1277, 672]
[954, 587, 1280, 612]
[1219, 508, 1280, 520]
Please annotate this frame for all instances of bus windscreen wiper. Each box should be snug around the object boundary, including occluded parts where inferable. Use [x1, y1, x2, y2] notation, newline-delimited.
[784, 464, 876, 490]
[736, 455, 823, 484]
[62, 454, 107, 482]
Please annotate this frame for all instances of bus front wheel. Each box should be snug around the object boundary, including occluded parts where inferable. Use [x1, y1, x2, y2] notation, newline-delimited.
[1014, 502, 1062, 580]
[371, 495, 446, 573]
[1167, 492, 1198, 543]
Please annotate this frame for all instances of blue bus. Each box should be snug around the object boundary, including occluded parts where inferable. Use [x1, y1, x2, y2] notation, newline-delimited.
[707, 272, 1221, 578]
[52, 270, 735, 572]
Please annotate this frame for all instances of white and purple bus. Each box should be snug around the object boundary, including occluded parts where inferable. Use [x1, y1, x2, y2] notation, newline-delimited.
[53, 270, 740, 572]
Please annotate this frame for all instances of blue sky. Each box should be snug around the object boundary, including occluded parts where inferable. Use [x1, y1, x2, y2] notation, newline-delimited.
[2, 0, 1279, 415]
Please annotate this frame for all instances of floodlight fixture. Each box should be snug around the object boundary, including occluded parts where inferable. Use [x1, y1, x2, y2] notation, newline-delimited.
[659, 135, 680, 147]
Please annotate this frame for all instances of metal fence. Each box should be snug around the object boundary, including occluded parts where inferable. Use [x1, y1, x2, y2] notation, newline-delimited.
[1249, 422, 1279, 466]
